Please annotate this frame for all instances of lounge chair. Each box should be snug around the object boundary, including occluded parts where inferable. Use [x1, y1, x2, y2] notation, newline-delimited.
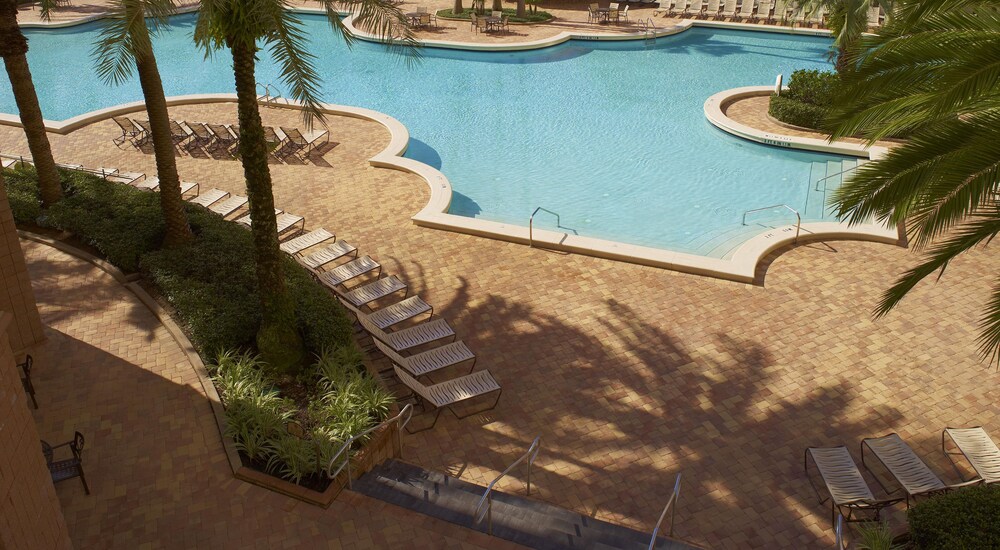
[317, 256, 382, 288]
[862, 433, 980, 506]
[680, 0, 693, 16]
[358, 310, 456, 353]
[393, 366, 500, 432]
[652, 0, 675, 16]
[280, 228, 335, 256]
[1, 156, 17, 169]
[237, 210, 304, 235]
[721, 0, 740, 19]
[98, 167, 145, 185]
[166, 120, 193, 147]
[208, 124, 240, 151]
[942, 427, 1000, 484]
[737, 0, 755, 20]
[208, 195, 249, 218]
[373, 338, 476, 380]
[133, 177, 199, 196]
[278, 127, 329, 158]
[185, 122, 215, 147]
[341, 294, 433, 330]
[186, 188, 230, 208]
[805, 446, 902, 526]
[764, 0, 776, 22]
[263, 126, 286, 152]
[587, 3, 599, 23]
[299, 240, 359, 270]
[112, 116, 145, 148]
[340, 275, 408, 308]
[701, 0, 717, 18]
[753, 0, 770, 22]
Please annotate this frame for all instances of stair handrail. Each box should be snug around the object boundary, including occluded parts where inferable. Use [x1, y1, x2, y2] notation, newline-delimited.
[647, 473, 682, 550]
[529, 207, 560, 248]
[326, 403, 413, 490]
[742, 203, 801, 242]
[814, 163, 862, 191]
[473, 436, 541, 536]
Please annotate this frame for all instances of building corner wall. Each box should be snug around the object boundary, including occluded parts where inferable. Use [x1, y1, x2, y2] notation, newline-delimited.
[0, 175, 45, 353]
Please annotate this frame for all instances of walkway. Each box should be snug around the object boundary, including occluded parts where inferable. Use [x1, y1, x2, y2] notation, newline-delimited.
[6, 102, 1000, 548]
[23, 239, 521, 549]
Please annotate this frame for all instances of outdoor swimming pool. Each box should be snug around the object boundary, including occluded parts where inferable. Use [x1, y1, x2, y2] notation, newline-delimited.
[2, 14, 849, 257]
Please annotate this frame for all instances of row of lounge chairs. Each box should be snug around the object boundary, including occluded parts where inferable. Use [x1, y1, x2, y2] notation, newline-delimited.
[652, 0, 885, 27]
[112, 116, 329, 160]
[279, 227, 502, 432]
[805, 426, 1000, 528]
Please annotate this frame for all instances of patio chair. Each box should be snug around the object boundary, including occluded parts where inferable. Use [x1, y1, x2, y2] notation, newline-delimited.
[186, 188, 229, 208]
[764, 0, 776, 22]
[942, 427, 1000, 484]
[237, 210, 304, 236]
[608, 2, 619, 22]
[805, 445, 903, 526]
[393, 366, 500, 433]
[588, 2, 599, 22]
[279, 127, 329, 158]
[133, 177, 199, 196]
[299, 240, 359, 270]
[619, 4, 628, 22]
[280, 228, 335, 256]
[166, 120, 193, 147]
[357, 310, 456, 353]
[341, 294, 433, 330]
[17, 355, 37, 409]
[317, 256, 382, 288]
[737, 0, 755, 20]
[340, 275, 408, 308]
[753, 0, 770, 22]
[41, 431, 90, 495]
[100, 168, 145, 185]
[694, 0, 708, 17]
[208, 195, 249, 218]
[185, 121, 215, 147]
[861, 433, 981, 507]
[263, 126, 286, 153]
[680, 0, 693, 16]
[720, 0, 739, 19]
[652, 0, 674, 16]
[207, 124, 240, 151]
[374, 338, 476, 380]
[112, 116, 145, 148]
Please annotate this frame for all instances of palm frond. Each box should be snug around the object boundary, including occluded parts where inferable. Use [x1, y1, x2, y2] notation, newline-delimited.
[266, 9, 325, 128]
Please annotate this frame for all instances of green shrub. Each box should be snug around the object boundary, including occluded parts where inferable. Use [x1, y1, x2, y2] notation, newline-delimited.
[908, 485, 1000, 549]
[769, 94, 828, 129]
[2, 165, 43, 224]
[783, 69, 838, 106]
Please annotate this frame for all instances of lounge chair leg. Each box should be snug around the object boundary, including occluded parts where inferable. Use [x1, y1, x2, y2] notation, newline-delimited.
[79, 468, 91, 495]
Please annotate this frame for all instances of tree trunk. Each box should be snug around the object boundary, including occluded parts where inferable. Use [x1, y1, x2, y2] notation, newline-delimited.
[517, 0, 525, 17]
[453, 0, 463, 14]
[492, 0, 502, 11]
[229, 39, 303, 372]
[0, 7, 62, 207]
[134, 46, 194, 247]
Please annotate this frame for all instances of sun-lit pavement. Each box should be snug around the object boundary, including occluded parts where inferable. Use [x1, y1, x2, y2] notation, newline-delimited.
[5, 101, 999, 549]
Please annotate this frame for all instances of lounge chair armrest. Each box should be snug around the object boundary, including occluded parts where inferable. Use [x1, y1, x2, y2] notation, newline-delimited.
[947, 479, 985, 489]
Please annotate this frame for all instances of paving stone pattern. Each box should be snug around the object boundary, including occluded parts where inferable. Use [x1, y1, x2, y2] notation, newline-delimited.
[4, 103, 1000, 548]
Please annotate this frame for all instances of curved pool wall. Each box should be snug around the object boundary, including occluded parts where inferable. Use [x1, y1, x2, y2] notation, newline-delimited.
[1, 12, 895, 279]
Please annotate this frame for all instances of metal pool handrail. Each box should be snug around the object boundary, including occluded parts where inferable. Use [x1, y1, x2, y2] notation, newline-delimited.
[647, 473, 682, 550]
[529, 207, 560, 248]
[814, 163, 862, 191]
[742, 204, 801, 242]
[474, 436, 541, 535]
[326, 403, 413, 489]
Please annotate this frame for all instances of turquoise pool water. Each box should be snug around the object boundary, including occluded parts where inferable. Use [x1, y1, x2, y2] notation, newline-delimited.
[2, 14, 848, 257]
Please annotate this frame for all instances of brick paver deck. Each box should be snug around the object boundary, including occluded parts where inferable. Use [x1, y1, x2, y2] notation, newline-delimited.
[6, 103, 1000, 548]
[22, 238, 523, 549]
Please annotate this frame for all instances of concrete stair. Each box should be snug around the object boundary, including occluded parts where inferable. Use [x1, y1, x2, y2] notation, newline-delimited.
[352, 459, 702, 550]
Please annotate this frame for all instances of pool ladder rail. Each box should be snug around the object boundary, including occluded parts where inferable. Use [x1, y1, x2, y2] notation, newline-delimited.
[528, 206, 561, 248]
[742, 204, 801, 242]
[639, 18, 657, 43]
[256, 82, 283, 106]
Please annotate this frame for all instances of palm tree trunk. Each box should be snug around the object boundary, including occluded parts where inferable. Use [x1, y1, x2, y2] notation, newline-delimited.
[517, 0, 525, 17]
[453, 0, 463, 14]
[0, 7, 62, 207]
[229, 39, 303, 372]
[492, 0, 502, 11]
[134, 49, 194, 247]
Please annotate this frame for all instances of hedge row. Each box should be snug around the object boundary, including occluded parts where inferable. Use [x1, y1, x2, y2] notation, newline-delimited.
[5, 165, 354, 359]
[908, 485, 1000, 549]
[768, 69, 839, 130]
[768, 94, 828, 130]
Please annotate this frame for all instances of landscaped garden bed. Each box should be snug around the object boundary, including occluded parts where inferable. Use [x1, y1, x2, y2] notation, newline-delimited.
[5, 165, 397, 499]
[436, 7, 554, 23]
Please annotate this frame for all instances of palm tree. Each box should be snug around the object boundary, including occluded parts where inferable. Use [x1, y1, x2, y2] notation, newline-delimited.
[193, 0, 415, 372]
[92, 0, 194, 247]
[795, 0, 892, 72]
[825, 0, 1000, 362]
[0, 0, 63, 207]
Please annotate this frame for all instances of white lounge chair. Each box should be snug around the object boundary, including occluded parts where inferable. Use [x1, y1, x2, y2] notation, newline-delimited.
[317, 256, 381, 288]
[373, 338, 476, 379]
[280, 228, 336, 256]
[339, 275, 408, 308]
[652, 0, 675, 16]
[358, 311, 456, 353]
[132, 176, 198, 196]
[393, 366, 500, 432]
[187, 188, 230, 208]
[862, 433, 980, 507]
[942, 427, 1000, 485]
[737, 0, 755, 20]
[721, 0, 740, 19]
[341, 295, 432, 330]
[208, 195, 249, 218]
[299, 241, 358, 270]
[805, 446, 902, 526]
[278, 127, 329, 158]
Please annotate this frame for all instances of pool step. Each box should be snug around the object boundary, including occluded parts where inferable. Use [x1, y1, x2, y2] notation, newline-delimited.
[685, 223, 771, 259]
[805, 158, 867, 217]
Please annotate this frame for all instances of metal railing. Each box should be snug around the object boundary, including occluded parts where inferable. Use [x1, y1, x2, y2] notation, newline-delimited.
[528, 207, 560, 248]
[326, 403, 413, 490]
[256, 82, 283, 105]
[742, 204, 801, 242]
[473, 436, 541, 535]
[639, 18, 657, 41]
[647, 473, 682, 550]
[814, 163, 862, 191]
[834, 513, 844, 549]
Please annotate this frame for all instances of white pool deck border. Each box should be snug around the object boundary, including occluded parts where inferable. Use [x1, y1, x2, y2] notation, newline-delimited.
[6, 14, 902, 283]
